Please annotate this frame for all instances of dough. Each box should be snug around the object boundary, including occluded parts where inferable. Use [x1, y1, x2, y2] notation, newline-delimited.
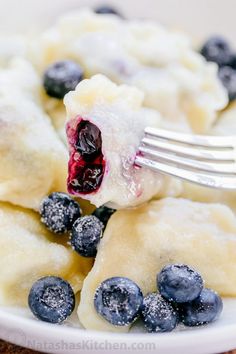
[0, 202, 92, 306]
[65, 74, 182, 208]
[0, 58, 68, 210]
[29, 9, 227, 133]
[78, 198, 236, 332]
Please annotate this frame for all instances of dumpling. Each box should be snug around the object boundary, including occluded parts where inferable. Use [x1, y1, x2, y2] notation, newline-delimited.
[78, 197, 236, 332]
[30, 9, 227, 133]
[0, 202, 93, 306]
[0, 58, 68, 210]
[64, 74, 182, 208]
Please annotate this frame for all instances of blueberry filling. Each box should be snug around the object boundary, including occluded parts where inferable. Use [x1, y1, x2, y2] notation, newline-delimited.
[67, 119, 105, 195]
[69, 164, 104, 193]
[75, 121, 102, 160]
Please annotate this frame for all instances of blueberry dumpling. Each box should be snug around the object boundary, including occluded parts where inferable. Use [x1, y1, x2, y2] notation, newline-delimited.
[78, 197, 236, 332]
[42, 98, 67, 144]
[0, 202, 92, 306]
[64, 74, 182, 208]
[30, 8, 227, 133]
[0, 58, 68, 210]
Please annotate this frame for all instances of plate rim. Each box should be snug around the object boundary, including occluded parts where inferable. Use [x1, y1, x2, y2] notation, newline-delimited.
[1, 304, 236, 354]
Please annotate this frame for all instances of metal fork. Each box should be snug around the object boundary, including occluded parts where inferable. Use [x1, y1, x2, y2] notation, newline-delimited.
[135, 127, 236, 189]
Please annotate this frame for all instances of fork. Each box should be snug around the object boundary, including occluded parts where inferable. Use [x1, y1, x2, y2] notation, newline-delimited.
[135, 127, 236, 189]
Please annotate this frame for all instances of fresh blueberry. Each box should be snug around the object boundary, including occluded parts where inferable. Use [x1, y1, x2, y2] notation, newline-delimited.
[75, 121, 102, 161]
[200, 36, 232, 67]
[218, 66, 236, 101]
[141, 292, 178, 333]
[28, 276, 75, 324]
[180, 288, 223, 326]
[92, 205, 116, 228]
[157, 264, 204, 303]
[40, 192, 82, 234]
[94, 277, 143, 326]
[43, 60, 84, 99]
[94, 5, 122, 17]
[70, 215, 103, 257]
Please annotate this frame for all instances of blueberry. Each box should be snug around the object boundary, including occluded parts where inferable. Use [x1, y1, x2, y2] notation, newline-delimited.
[180, 288, 223, 326]
[43, 60, 84, 99]
[157, 264, 203, 303]
[200, 36, 232, 67]
[70, 215, 103, 257]
[28, 276, 75, 324]
[94, 5, 122, 17]
[92, 205, 116, 228]
[94, 277, 143, 326]
[218, 66, 236, 101]
[141, 293, 178, 333]
[40, 192, 82, 234]
[75, 121, 102, 161]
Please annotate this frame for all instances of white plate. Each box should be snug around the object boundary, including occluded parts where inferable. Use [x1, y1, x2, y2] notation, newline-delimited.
[1, 299, 236, 354]
[1, 0, 236, 353]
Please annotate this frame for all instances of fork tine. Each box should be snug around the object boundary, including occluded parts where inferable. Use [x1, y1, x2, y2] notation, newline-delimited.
[135, 155, 236, 189]
[145, 127, 235, 148]
[142, 137, 235, 162]
[139, 146, 236, 175]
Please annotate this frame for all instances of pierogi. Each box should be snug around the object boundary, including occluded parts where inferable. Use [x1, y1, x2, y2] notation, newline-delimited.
[29, 9, 227, 134]
[0, 58, 68, 210]
[0, 202, 92, 306]
[78, 197, 236, 332]
[65, 74, 182, 208]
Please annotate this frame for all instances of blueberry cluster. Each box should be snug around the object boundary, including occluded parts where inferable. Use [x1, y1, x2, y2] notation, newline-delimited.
[94, 264, 223, 332]
[30, 195, 116, 323]
[200, 36, 236, 101]
[157, 264, 223, 329]
[40, 192, 115, 257]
